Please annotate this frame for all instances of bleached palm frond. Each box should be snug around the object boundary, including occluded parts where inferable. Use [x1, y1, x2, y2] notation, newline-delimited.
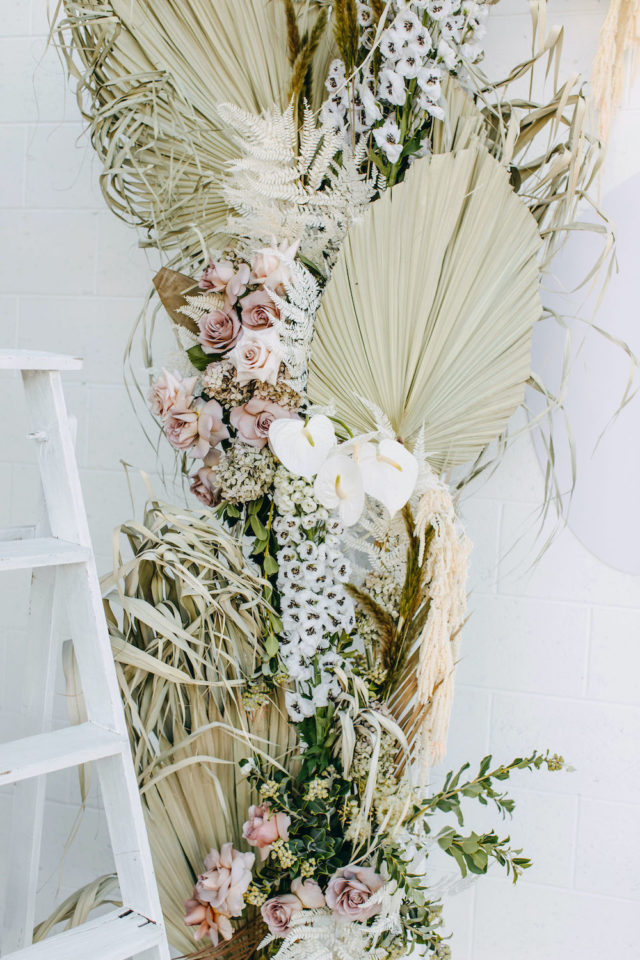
[54, 497, 296, 954]
[307, 147, 542, 472]
[54, 0, 330, 267]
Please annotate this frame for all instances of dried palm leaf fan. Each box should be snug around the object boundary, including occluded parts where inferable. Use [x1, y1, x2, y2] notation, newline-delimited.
[55, 0, 334, 267]
[42, 499, 293, 955]
[308, 146, 542, 471]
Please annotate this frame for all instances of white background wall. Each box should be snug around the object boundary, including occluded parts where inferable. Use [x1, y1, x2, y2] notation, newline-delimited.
[0, 1, 639, 957]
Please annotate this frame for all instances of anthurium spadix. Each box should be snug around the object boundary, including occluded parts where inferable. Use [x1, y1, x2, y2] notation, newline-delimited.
[314, 453, 365, 527]
[268, 414, 336, 479]
[353, 437, 419, 517]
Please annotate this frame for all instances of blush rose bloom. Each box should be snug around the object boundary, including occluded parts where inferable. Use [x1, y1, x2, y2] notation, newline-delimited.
[189, 460, 221, 506]
[148, 369, 197, 419]
[325, 865, 384, 921]
[261, 894, 302, 937]
[195, 843, 255, 918]
[251, 239, 299, 294]
[230, 398, 297, 449]
[242, 803, 291, 860]
[240, 289, 280, 330]
[198, 308, 241, 354]
[228, 328, 283, 385]
[184, 893, 233, 946]
[165, 398, 228, 459]
[291, 878, 326, 908]
[199, 260, 250, 307]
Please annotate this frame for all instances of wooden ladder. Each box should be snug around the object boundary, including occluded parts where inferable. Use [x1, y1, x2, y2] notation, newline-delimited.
[0, 350, 169, 960]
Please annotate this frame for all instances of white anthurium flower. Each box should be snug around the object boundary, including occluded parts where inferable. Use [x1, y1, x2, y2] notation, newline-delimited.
[314, 453, 365, 527]
[268, 414, 336, 479]
[353, 437, 419, 517]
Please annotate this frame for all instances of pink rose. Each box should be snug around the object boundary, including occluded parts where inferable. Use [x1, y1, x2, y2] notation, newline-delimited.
[230, 397, 297, 449]
[195, 842, 254, 918]
[165, 406, 199, 452]
[148, 369, 197, 419]
[240, 289, 280, 330]
[199, 309, 241, 354]
[199, 261, 250, 307]
[189, 464, 220, 506]
[325, 865, 384, 921]
[165, 398, 228, 459]
[228, 328, 283, 385]
[291, 878, 326, 908]
[184, 893, 233, 946]
[261, 894, 302, 938]
[242, 803, 290, 861]
[251, 239, 299, 294]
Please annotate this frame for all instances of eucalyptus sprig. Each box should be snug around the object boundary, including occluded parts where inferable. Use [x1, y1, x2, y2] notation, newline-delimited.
[410, 750, 567, 827]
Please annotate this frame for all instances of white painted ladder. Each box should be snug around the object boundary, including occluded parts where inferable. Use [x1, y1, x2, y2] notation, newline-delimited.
[0, 351, 169, 960]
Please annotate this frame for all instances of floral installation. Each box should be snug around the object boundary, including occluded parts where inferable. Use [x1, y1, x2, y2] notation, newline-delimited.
[52, 0, 616, 958]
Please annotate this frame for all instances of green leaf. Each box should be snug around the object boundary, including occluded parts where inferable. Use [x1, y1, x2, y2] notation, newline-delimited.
[448, 845, 467, 878]
[263, 554, 279, 577]
[251, 515, 268, 539]
[187, 344, 215, 370]
[265, 633, 279, 657]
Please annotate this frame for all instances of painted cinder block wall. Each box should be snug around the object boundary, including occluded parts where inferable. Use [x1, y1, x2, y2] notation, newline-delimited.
[0, 2, 638, 957]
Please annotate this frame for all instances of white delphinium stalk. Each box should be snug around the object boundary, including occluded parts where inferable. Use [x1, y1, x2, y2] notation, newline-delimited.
[330, 0, 491, 173]
[273, 466, 356, 721]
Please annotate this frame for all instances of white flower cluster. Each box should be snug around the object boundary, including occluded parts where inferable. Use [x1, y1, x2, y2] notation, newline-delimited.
[321, 0, 489, 164]
[273, 468, 356, 722]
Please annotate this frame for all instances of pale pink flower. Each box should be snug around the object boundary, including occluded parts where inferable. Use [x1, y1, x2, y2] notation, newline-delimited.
[261, 894, 302, 937]
[198, 308, 241, 354]
[230, 398, 297, 449]
[240, 289, 279, 330]
[184, 893, 233, 946]
[228, 328, 283, 385]
[199, 261, 250, 307]
[325, 865, 384, 921]
[195, 843, 254, 918]
[251, 239, 299, 294]
[291, 878, 326, 908]
[242, 803, 290, 860]
[165, 398, 228, 459]
[148, 369, 197, 419]
[189, 462, 220, 506]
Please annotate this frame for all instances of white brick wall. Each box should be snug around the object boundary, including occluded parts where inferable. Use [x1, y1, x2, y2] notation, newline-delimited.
[1, 1, 638, 956]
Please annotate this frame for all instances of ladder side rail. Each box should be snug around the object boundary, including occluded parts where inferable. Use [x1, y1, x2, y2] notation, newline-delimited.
[14, 367, 169, 958]
[20, 371, 91, 548]
[1, 483, 58, 953]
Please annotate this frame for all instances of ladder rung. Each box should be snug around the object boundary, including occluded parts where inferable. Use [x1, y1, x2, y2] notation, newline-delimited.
[2, 909, 162, 960]
[0, 349, 83, 371]
[0, 723, 127, 786]
[0, 537, 90, 572]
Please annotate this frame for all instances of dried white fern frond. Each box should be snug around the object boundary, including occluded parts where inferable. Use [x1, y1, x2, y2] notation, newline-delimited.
[177, 292, 226, 325]
[217, 102, 375, 270]
[269, 261, 322, 392]
[262, 903, 396, 960]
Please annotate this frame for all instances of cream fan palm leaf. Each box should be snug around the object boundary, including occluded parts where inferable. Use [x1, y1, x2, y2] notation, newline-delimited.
[56, 0, 333, 265]
[307, 147, 542, 471]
